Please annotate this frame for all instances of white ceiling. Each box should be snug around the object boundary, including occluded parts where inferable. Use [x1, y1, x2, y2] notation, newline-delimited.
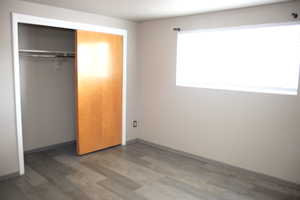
[23, 0, 291, 22]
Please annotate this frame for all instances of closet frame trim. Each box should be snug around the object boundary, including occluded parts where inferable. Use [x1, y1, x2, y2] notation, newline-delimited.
[11, 13, 128, 176]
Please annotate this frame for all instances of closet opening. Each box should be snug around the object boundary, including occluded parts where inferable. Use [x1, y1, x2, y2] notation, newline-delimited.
[18, 23, 76, 154]
[12, 13, 127, 175]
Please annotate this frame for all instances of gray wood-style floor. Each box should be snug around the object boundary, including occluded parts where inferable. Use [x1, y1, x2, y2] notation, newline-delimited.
[0, 142, 299, 200]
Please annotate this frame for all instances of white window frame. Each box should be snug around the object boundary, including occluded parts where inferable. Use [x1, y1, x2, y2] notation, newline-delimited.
[176, 22, 300, 95]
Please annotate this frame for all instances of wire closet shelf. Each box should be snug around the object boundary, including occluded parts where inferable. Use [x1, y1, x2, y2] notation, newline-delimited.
[19, 49, 75, 58]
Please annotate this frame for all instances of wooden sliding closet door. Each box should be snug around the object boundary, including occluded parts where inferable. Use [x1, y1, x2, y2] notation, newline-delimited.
[75, 30, 123, 155]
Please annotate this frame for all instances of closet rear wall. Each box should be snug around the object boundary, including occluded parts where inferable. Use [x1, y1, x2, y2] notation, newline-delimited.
[19, 24, 76, 151]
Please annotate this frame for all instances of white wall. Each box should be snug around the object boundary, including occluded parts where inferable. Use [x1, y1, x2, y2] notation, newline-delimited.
[138, 1, 300, 184]
[0, 0, 138, 177]
[19, 24, 76, 151]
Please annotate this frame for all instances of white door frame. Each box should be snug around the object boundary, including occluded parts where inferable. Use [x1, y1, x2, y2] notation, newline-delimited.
[11, 13, 128, 175]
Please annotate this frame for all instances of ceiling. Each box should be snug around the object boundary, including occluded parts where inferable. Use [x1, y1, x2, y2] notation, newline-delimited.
[23, 0, 291, 22]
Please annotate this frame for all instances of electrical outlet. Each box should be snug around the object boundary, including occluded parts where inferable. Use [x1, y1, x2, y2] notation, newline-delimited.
[132, 120, 138, 128]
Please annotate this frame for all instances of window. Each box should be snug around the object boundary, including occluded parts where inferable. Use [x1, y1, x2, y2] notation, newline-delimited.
[176, 23, 300, 95]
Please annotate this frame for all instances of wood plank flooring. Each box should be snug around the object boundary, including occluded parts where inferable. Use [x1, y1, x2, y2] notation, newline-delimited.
[0, 142, 299, 200]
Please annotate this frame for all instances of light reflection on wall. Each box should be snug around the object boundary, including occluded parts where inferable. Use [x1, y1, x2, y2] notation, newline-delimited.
[78, 42, 110, 78]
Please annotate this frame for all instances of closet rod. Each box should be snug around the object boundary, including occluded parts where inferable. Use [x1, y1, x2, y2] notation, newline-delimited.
[19, 49, 75, 57]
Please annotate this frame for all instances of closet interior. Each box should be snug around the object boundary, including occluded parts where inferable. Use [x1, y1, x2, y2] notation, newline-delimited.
[18, 23, 123, 155]
[19, 24, 76, 153]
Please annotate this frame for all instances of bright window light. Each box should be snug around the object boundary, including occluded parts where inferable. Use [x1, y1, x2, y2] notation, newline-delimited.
[176, 23, 300, 95]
